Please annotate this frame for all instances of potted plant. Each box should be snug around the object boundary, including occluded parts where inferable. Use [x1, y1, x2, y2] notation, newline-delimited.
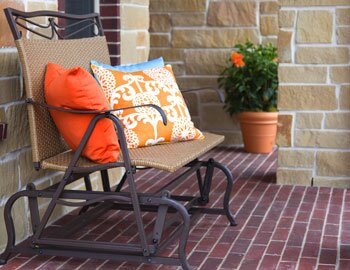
[218, 42, 278, 153]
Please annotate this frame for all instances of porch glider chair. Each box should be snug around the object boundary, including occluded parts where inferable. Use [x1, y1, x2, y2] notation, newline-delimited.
[1, 9, 236, 270]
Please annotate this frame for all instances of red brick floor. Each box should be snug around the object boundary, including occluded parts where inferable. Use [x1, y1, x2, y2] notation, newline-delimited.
[1, 147, 350, 269]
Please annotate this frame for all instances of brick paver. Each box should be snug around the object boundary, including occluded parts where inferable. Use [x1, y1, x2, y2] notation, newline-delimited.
[1, 147, 349, 269]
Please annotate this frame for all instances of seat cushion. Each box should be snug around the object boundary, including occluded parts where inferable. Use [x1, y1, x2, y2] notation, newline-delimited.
[91, 64, 204, 149]
[42, 132, 224, 172]
[44, 63, 120, 164]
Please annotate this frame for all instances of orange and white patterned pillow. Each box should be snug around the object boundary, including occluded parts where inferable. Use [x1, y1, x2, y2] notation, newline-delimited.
[91, 64, 204, 148]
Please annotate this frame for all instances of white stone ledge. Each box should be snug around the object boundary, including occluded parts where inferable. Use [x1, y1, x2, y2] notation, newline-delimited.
[278, 165, 314, 170]
[0, 100, 25, 111]
[280, 7, 341, 11]
[0, 147, 26, 164]
[99, 16, 121, 19]
[0, 76, 19, 81]
[279, 109, 350, 113]
[171, 26, 260, 30]
[296, 44, 350, 47]
[279, 146, 350, 152]
[279, 63, 350, 67]
[295, 128, 350, 131]
[280, 82, 350, 85]
[277, 167, 313, 171]
[0, 48, 17, 53]
[118, 3, 147, 8]
[100, 3, 121, 6]
[184, 48, 232, 52]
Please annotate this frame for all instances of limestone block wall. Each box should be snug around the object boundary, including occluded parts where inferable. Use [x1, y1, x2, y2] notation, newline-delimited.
[149, 0, 279, 145]
[0, 0, 149, 251]
[120, 0, 150, 64]
[277, 0, 350, 187]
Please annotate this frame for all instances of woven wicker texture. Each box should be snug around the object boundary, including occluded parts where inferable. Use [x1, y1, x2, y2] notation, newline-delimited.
[42, 132, 224, 172]
[15, 36, 111, 163]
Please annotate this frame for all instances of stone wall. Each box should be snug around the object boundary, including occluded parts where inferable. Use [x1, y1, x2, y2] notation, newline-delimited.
[0, 0, 149, 252]
[149, 0, 350, 187]
[120, 0, 150, 64]
[277, 0, 350, 187]
[149, 0, 279, 145]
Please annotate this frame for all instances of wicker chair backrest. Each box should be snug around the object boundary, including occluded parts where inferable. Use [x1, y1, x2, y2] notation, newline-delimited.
[15, 36, 111, 165]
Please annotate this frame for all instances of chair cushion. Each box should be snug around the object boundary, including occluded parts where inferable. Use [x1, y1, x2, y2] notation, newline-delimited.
[44, 63, 120, 163]
[91, 64, 204, 149]
[91, 57, 164, 72]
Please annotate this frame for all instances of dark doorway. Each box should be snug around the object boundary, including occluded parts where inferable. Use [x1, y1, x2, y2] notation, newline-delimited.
[64, 0, 95, 38]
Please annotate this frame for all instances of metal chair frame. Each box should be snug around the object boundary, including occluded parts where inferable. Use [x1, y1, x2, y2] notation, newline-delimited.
[0, 8, 236, 270]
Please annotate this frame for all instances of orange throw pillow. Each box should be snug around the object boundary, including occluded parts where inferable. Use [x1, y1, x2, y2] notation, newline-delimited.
[91, 64, 204, 148]
[44, 63, 120, 163]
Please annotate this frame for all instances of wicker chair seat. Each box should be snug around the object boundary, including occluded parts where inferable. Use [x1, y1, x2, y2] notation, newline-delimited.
[42, 132, 224, 172]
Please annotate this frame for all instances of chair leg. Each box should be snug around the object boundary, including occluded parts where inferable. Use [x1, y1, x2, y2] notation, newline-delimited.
[79, 175, 93, 214]
[198, 158, 214, 204]
[179, 221, 192, 270]
[125, 169, 150, 256]
[84, 175, 92, 191]
[196, 169, 204, 199]
[27, 184, 40, 234]
[31, 174, 70, 242]
[158, 195, 192, 270]
[114, 171, 127, 192]
[101, 170, 111, 192]
[0, 190, 29, 265]
[212, 160, 237, 226]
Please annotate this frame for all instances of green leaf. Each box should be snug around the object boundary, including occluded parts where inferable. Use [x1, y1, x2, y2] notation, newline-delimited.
[217, 41, 278, 115]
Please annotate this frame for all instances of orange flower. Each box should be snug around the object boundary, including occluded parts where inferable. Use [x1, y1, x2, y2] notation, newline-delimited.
[273, 57, 279, 63]
[231, 52, 245, 68]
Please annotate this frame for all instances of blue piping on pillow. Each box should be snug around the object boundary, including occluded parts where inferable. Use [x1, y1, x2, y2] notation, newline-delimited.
[91, 57, 164, 72]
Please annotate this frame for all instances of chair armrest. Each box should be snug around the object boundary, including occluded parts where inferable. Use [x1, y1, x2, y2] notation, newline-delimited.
[181, 87, 224, 103]
[27, 97, 168, 168]
[26, 98, 167, 125]
[31, 102, 164, 169]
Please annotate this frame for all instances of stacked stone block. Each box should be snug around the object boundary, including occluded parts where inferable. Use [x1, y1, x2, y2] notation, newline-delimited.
[277, 0, 350, 187]
[149, 0, 279, 145]
[120, 0, 150, 64]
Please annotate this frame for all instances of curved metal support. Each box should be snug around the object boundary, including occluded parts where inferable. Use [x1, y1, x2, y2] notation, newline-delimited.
[0, 190, 30, 264]
[57, 194, 131, 207]
[212, 161, 237, 226]
[101, 170, 111, 192]
[157, 197, 192, 270]
[108, 113, 150, 256]
[200, 158, 215, 204]
[25, 98, 167, 126]
[4, 8, 103, 40]
[79, 175, 93, 214]
[31, 112, 130, 242]
[196, 168, 204, 199]
[33, 110, 131, 239]
[84, 175, 92, 191]
[115, 171, 128, 192]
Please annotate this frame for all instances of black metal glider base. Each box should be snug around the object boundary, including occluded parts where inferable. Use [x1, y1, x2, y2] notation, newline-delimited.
[0, 159, 236, 270]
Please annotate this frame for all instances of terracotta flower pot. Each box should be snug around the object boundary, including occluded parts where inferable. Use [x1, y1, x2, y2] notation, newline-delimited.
[238, 112, 278, 154]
